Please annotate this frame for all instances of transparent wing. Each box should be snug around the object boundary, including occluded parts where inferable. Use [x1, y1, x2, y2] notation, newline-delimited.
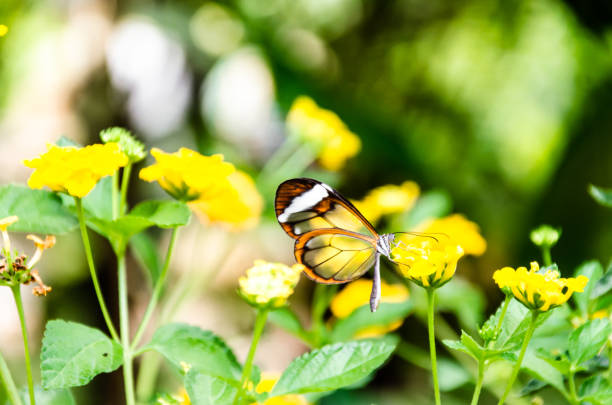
[295, 229, 377, 284]
[276, 178, 377, 239]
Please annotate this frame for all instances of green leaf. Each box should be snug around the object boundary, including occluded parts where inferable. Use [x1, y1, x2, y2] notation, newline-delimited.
[17, 387, 76, 405]
[591, 270, 612, 300]
[129, 200, 191, 229]
[268, 307, 310, 344]
[579, 376, 612, 405]
[184, 370, 240, 405]
[535, 348, 571, 375]
[330, 300, 413, 342]
[573, 260, 604, 315]
[130, 232, 162, 283]
[144, 323, 243, 381]
[0, 185, 78, 234]
[270, 338, 397, 396]
[55, 136, 80, 147]
[87, 215, 153, 255]
[589, 184, 612, 208]
[59, 177, 114, 221]
[401, 190, 452, 229]
[520, 379, 548, 397]
[443, 330, 485, 361]
[568, 319, 612, 366]
[520, 348, 566, 394]
[493, 300, 552, 351]
[40, 320, 123, 389]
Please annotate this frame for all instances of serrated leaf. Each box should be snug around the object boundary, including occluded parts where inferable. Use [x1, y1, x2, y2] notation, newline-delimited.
[184, 370, 240, 405]
[41, 320, 122, 389]
[0, 185, 78, 234]
[145, 323, 243, 380]
[129, 200, 191, 228]
[494, 301, 551, 351]
[573, 261, 604, 315]
[589, 184, 612, 208]
[268, 307, 310, 344]
[442, 339, 474, 360]
[579, 376, 612, 405]
[568, 319, 612, 366]
[520, 348, 566, 394]
[330, 301, 413, 342]
[270, 338, 397, 396]
[460, 330, 484, 358]
[130, 232, 162, 283]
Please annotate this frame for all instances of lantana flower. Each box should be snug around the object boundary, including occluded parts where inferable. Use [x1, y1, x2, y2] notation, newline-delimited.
[417, 214, 486, 256]
[139, 148, 235, 202]
[493, 261, 588, 312]
[238, 260, 303, 309]
[352, 181, 420, 224]
[254, 373, 309, 405]
[330, 279, 409, 338]
[24, 143, 128, 198]
[287, 96, 361, 171]
[189, 170, 263, 230]
[391, 235, 464, 289]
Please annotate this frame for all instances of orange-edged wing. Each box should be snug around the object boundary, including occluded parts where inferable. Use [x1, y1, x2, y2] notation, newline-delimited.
[295, 228, 377, 284]
[275, 178, 377, 239]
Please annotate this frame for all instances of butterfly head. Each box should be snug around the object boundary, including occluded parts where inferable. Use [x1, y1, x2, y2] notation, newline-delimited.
[377, 233, 395, 258]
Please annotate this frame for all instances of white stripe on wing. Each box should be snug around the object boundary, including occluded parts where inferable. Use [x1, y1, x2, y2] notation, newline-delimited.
[278, 184, 329, 222]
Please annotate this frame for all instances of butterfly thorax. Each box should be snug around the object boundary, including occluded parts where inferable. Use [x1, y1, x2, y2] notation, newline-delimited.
[377, 234, 395, 258]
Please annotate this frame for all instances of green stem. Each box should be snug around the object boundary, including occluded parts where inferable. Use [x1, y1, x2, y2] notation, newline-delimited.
[568, 370, 579, 405]
[258, 136, 299, 182]
[112, 172, 119, 220]
[427, 288, 441, 405]
[118, 255, 135, 405]
[131, 227, 179, 350]
[497, 311, 539, 405]
[0, 349, 23, 405]
[542, 247, 552, 267]
[233, 308, 268, 405]
[494, 296, 512, 339]
[12, 285, 35, 405]
[311, 284, 333, 347]
[470, 357, 485, 405]
[119, 164, 132, 216]
[75, 197, 119, 341]
[608, 346, 612, 382]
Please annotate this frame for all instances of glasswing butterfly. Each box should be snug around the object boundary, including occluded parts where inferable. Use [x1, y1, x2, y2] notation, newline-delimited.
[275, 178, 397, 312]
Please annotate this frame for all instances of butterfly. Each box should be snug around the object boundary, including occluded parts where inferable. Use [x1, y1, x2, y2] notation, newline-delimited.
[275, 178, 398, 312]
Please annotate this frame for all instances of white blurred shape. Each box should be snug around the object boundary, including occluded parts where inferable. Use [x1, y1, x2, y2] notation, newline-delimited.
[106, 18, 192, 139]
[202, 47, 282, 159]
[190, 3, 245, 57]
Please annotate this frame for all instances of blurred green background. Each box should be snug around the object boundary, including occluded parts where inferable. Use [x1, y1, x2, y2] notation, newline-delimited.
[0, 0, 611, 404]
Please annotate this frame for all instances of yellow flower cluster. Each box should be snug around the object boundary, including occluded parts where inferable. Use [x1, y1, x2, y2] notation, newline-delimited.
[391, 235, 464, 289]
[417, 214, 486, 256]
[330, 279, 409, 338]
[238, 260, 304, 308]
[254, 373, 309, 405]
[140, 148, 235, 201]
[493, 262, 589, 312]
[287, 96, 361, 171]
[352, 181, 420, 224]
[140, 148, 262, 230]
[24, 143, 128, 198]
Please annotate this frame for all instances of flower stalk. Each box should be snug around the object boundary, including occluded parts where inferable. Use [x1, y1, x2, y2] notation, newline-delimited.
[233, 308, 269, 405]
[470, 357, 485, 405]
[0, 350, 22, 405]
[75, 197, 119, 341]
[427, 288, 441, 405]
[497, 311, 539, 405]
[11, 285, 35, 405]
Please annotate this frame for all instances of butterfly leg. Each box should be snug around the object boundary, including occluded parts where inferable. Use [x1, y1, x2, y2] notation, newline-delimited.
[370, 253, 381, 312]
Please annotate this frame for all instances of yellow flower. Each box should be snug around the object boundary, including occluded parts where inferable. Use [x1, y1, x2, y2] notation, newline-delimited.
[287, 96, 361, 171]
[0, 25, 7, 37]
[238, 260, 304, 308]
[391, 235, 464, 289]
[139, 148, 235, 202]
[417, 214, 486, 256]
[189, 170, 263, 230]
[591, 310, 609, 320]
[0, 216, 18, 232]
[352, 181, 420, 224]
[24, 143, 128, 198]
[254, 373, 309, 405]
[330, 279, 409, 338]
[493, 262, 589, 312]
